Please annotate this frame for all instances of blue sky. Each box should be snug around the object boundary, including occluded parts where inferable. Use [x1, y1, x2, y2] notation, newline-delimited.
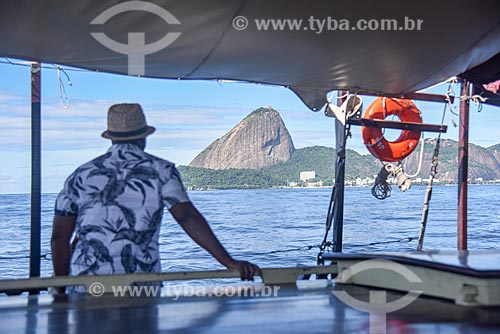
[0, 60, 499, 194]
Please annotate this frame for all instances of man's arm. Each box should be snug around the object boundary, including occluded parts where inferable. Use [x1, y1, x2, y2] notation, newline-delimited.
[169, 202, 261, 281]
[51, 215, 76, 277]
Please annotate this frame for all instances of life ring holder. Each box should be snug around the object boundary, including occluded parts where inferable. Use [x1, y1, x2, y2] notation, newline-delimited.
[361, 97, 422, 162]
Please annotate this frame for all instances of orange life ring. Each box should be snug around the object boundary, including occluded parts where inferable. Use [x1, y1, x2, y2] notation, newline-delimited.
[361, 97, 422, 162]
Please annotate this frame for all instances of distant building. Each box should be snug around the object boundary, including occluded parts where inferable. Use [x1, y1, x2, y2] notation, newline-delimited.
[355, 177, 371, 186]
[300, 171, 316, 182]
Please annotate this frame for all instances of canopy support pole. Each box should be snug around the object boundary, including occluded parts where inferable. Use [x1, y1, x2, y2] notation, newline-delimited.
[348, 118, 447, 133]
[354, 91, 455, 104]
[29, 63, 42, 288]
[457, 80, 469, 250]
[332, 91, 347, 252]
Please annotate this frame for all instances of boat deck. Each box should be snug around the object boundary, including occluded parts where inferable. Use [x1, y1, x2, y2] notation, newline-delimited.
[2, 251, 500, 333]
[2, 284, 500, 334]
[323, 250, 500, 307]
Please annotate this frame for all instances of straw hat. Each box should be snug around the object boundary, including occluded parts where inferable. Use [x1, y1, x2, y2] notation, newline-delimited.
[102, 103, 155, 141]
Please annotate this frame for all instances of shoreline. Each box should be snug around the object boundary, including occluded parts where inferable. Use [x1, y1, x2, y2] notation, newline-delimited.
[1, 182, 500, 195]
[185, 182, 500, 191]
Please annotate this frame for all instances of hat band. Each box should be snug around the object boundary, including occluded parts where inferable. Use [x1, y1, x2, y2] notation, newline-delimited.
[106, 126, 149, 138]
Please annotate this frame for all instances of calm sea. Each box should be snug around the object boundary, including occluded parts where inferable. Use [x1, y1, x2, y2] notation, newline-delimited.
[0, 185, 498, 279]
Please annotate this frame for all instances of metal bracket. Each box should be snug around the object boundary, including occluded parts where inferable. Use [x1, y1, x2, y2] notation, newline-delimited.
[325, 95, 363, 124]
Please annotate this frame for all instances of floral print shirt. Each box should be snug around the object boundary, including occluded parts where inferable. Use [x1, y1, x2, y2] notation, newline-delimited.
[55, 143, 190, 276]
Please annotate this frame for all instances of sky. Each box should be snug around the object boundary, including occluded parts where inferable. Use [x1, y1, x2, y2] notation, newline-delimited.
[0, 60, 499, 194]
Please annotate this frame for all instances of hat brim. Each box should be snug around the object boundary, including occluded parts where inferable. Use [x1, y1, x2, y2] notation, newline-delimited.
[102, 126, 156, 141]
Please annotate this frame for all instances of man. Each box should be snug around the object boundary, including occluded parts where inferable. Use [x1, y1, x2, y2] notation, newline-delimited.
[51, 103, 261, 289]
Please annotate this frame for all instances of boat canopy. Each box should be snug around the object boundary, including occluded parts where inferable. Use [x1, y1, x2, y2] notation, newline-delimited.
[0, 0, 499, 110]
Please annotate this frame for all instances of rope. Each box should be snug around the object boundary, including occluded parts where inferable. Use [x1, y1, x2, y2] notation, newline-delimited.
[442, 82, 459, 128]
[461, 94, 487, 113]
[460, 94, 487, 104]
[346, 93, 361, 119]
[326, 91, 349, 104]
[335, 92, 350, 100]
[405, 134, 425, 178]
[3, 58, 75, 110]
[3, 57, 36, 66]
[57, 66, 72, 110]
[416, 78, 475, 251]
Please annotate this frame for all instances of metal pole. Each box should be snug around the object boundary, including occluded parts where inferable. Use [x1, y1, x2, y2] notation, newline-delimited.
[30, 63, 42, 284]
[457, 80, 469, 250]
[332, 91, 347, 252]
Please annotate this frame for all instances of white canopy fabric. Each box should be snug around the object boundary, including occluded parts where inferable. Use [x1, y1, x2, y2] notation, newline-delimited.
[1, 0, 499, 110]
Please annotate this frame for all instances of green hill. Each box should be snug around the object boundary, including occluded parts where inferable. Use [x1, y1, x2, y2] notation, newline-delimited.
[263, 146, 379, 183]
[178, 139, 500, 190]
[178, 146, 380, 189]
[177, 166, 277, 189]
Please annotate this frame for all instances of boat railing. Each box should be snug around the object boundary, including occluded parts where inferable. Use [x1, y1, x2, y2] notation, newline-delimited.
[0, 265, 338, 295]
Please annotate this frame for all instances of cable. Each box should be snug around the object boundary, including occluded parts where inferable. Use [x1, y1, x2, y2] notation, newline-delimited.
[248, 236, 418, 255]
[371, 164, 392, 200]
[0, 253, 51, 261]
[250, 245, 319, 255]
[319, 114, 352, 254]
[416, 81, 452, 251]
[1, 58, 93, 73]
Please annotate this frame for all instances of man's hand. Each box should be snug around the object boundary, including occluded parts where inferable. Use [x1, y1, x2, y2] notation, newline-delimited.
[51, 215, 76, 277]
[226, 259, 262, 281]
[51, 215, 76, 294]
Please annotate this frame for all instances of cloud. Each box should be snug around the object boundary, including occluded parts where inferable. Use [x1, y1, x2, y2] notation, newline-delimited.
[0, 98, 251, 153]
[2, 84, 498, 194]
[0, 94, 360, 162]
[0, 174, 26, 194]
[0, 90, 26, 103]
[0, 174, 16, 183]
[147, 105, 249, 126]
[0, 95, 259, 192]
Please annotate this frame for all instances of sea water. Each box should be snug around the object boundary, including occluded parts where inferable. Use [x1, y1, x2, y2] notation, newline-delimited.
[0, 185, 498, 279]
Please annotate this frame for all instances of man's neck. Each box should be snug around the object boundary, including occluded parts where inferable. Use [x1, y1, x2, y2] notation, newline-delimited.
[111, 139, 146, 150]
